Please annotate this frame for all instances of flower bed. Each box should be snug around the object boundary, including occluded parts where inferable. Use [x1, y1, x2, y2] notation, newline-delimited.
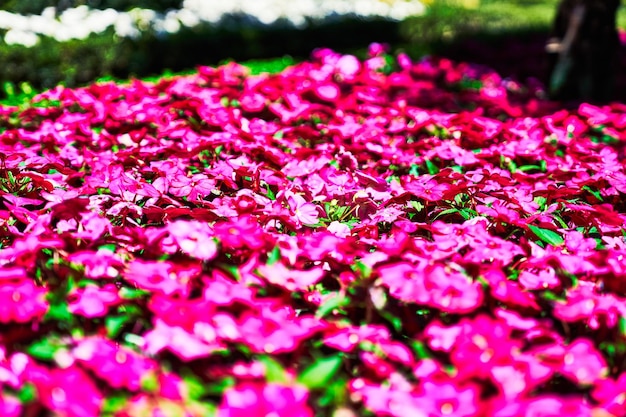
[1, 44, 626, 416]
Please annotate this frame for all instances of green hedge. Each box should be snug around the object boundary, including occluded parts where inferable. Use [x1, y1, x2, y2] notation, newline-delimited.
[1, 0, 183, 14]
[0, 18, 404, 95]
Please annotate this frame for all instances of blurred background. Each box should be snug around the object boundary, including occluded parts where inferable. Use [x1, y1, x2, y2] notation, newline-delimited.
[0, 0, 624, 96]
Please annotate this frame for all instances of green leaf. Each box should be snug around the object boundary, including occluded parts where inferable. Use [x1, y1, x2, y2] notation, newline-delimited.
[316, 293, 349, 319]
[27, 338, 62, 361]
[105, 315, 132, 339]
[528, 225, 564, 246]
[267, 246, 281, 265]
[297, 354, 343, 390]
[140, 371, 159, 393]
[264, 184, 276, 201]
[425, 159, 439, 175]
[204, 376, 235, 396]
[44, 301, 73, 323]
[518, 165, 541, 172]
[98, 243, 116, 253]
[101, 393, 129, 414]
[534, 196, 547, 210]
[217, 263, 241, 280]
[411, 341, 431, 359]
[353, 260, 372, 279]
[433, 208, 459, 220]
[181, 368, 209, 400]
[379, 310, 402, 333]
[458, 208, 476, 220]
[620, 317, 626, 337]
[317, 376, 348, 408]
[119, 287, 150, 299]
[552, 214, 569, 229]
[582, 185, 604, 202]
[258, 356, 288, 384]
[542, 290, 565, 302]
[16, 383, 37, 403]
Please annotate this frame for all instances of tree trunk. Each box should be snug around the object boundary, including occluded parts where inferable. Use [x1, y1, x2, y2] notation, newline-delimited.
[547, 0, 620, 102]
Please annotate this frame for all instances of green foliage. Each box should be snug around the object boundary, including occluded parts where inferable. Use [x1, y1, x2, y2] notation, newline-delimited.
[0, 17, 401, 96]
[528, 224, 564, 247]
[1, 0, 183, 14]
[296, 354, 343, 390]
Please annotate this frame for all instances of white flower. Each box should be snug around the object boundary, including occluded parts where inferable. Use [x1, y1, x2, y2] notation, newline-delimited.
[1, 0, 425, 46]
[4, 29, 39, 47]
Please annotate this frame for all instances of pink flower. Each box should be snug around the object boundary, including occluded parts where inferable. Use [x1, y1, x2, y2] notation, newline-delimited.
[67, 250, 121, 279]
[27, 364, 103, 417]
[240, 92, 266, 112]
[168, 220, 218, 261]
[169, 173, 216, 201]
[518, 267, 560, 290]
[378, 262, 483, 314]
[324, 324, 391, 352]
[67, 284, 121, 318]
[561, 339, 608, 386]
[335, 54, 361, 79]
[256, 262, 325, 292]
[288, 194, 319, 226]
[0, 349, 29, 390]
[592, 373, 626, 416]
[0, 394, 21, 417]
[143, 318, 225, 361]
[420, 380, 482, 417]
[72, 337, 158, 391]
[327, 221, 351, 237]
[217, 382, 313, 417]
[235, 303, 325, 354]
[202, 270, 256, 306]
[0, 280, 48, 323]
[213, 215, 267, 250]
[124, 259, 195, 297]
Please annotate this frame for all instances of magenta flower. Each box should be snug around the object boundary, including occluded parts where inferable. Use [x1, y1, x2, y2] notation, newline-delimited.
[72, 336, 158, 391]
[234, 303, 325, 354]
[420, 380, 482, 417]
[67, 283, 121, 318]
[217, 382, 313, 417]
[327, 221, 351, 237]
[240, 92, 266, 112]
[287, 193, 320, 226]
[560, 339, 608, 386]
[592, 373, 626, 416]
[256, 261, 324, 292]
[0, 394, 20, 417]
[125, 259, 194, 297]
[0, 279, 48, 323]
[143, 318, 224, 361]
[202, 270, 256, 306]
[324, 324, 391, 352]
[67, 249, 122, 279]
[213, 215, 267, 250]
[169, 173, 216, 201]
[168, 220, 218, 261]
[518, 266, 560, 290]
[27, 364, 103, 417]
[378, 262, 483, 313]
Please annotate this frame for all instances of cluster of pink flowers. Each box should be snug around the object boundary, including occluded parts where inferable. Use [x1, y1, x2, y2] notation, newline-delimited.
[0, 42, 626, 416]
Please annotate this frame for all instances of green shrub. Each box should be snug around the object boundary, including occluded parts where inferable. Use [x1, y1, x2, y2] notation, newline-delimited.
[1, 0, 183, 14]
[0, 17, 403, 96]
